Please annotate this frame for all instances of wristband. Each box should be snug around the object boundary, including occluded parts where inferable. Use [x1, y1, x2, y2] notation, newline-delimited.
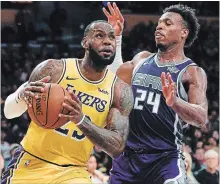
[76, 114, 86, 126]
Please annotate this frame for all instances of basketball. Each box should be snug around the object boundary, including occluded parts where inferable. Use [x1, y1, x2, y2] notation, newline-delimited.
[27, 83, 71, 129]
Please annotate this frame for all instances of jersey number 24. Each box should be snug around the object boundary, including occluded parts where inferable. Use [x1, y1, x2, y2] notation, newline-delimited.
[134, 88, 161, 113]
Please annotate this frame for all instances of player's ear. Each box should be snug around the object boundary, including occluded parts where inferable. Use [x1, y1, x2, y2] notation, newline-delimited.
[181, 28, 189, 39]
[81, 37, 89, 49]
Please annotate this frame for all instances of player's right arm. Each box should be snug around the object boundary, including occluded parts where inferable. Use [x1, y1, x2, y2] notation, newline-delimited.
[4, 59, 64, 119]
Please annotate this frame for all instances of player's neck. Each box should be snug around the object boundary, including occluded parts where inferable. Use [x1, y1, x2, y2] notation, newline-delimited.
[78, 57, 107, 82]
[157, 43, 186, 64]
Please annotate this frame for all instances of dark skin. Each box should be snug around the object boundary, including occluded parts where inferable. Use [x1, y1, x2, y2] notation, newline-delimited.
[117, 12, 208, 128]
[18, 21, 133, 158]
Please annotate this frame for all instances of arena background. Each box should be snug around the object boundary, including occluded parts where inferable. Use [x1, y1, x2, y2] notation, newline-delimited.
[1, 1, 219, 183]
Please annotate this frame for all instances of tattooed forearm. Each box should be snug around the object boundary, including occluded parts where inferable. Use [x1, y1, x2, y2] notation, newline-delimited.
[78, 78, 133, 158]
[78, 110, 129, 158]
[29, 59, 64, 83]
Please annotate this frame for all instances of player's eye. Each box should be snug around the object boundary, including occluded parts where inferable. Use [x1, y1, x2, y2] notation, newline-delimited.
[96, 34, 103, 38]
[166, 21, 172, 26]
[109, 34, 115, 40]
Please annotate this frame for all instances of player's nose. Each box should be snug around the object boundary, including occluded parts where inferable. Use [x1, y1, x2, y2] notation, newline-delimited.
[102, 36, 112, 45]
[156, 22, 164, 30]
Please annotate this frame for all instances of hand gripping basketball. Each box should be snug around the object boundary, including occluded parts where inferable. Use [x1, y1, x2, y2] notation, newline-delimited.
[19, 76, 51, 107]
[28, 83, 72, 129]
[59, 89, 84, 125]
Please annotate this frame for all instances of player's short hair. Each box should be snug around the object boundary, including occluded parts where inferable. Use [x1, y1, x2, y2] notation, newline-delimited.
[84, 20, 109, 37]
[163, 4, 200, 47]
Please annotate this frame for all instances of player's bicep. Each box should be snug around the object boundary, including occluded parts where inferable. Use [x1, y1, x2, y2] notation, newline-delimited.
[28, 59, 64, 83]
[116, 62, 134, 85]
[106, 78, 134, 140]
[187, 67, 208, 111]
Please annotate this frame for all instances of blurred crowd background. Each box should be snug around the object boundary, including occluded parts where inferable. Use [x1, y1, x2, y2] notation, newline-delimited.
[1, 1, 219, 184]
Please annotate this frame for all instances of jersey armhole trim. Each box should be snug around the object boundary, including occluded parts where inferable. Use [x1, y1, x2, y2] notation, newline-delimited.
[109, 75, 118, 110]
[176, 63, 197, 98]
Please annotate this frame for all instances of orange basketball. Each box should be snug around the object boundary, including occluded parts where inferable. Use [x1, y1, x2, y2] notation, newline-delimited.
[27, 83, 71, 129]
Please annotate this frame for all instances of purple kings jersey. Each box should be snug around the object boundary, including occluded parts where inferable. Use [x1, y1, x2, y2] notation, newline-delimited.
[127, 54, 196, 152]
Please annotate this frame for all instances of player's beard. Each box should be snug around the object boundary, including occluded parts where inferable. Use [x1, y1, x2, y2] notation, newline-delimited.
[88, 45, 115, 71]
[156, 43, 168, 52]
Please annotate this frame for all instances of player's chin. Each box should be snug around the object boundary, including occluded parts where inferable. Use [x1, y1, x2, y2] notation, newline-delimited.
[100, 54, 115, 64]
[156, 42, 167, 50]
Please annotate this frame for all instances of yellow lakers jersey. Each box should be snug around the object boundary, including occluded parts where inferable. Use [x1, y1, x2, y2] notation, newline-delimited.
[21, 58, 117, 166]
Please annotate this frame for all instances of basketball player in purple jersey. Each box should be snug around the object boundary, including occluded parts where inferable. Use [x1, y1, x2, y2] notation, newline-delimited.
[109, 4, 208, 184]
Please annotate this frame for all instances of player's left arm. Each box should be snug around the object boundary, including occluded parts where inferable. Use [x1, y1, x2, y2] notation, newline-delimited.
[104, 2, 124, 73]
[80, 78, 133, 158]
[161, 66, 208, 128]
[60, 78, 133, 158]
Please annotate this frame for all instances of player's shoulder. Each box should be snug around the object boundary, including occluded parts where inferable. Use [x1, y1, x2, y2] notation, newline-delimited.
[118, 51, 153, 70]
[29, 58, 65, 83]
[36, 58, 64, 69]
[131, 51, 153, 66]
[185, 64, 207, 79]
[183, 64, 207, 84]
[116, 51, 153, 85]
[186, 64, 206, 75]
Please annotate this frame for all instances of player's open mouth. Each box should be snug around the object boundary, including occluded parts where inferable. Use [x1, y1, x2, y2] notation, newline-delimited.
[99, 49, 113, 56]
[155, 31, 164, 39]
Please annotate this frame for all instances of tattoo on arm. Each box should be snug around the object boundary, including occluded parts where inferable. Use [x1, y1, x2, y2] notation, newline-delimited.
[78, 78, 134, 158]
[28, 59, 64, 83]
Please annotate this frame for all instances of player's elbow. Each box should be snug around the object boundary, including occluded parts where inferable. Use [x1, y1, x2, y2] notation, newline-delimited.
[4, 99, 14, 119]
[4, 108, 12, 119]
[4, 106, 18, 119]
[4, 94, 27, 119]
[111, 141, 126, 158]
[111, 147, 124, 158]
[197, 111, 208, 128]
[200, 116, 208, 128]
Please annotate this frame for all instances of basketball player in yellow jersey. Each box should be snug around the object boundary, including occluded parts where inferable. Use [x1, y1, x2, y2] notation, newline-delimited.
[2, 3, 133, 184]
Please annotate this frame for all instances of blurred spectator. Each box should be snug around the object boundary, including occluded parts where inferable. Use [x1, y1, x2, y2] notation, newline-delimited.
[1, 130, 11, 168]
[183, 152, 199, 184]
[203, 141, 212, 152]
[192, 148, 206, 175]
[49, 2, 67, 39]
[195, 150, 219, 184]
[0, 154, 4, 174]
[182, 142, 193, 154]
[196, 139, 204, 149]
[87, 155, 109, 184]
[208, 137, 218, 153]
[212, 130, 219, 144]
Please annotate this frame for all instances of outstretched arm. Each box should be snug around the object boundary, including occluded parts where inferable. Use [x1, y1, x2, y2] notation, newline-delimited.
[161, 66, 208, 127]
[103, 2, 124, 73]
[60, 78, 134, 158]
